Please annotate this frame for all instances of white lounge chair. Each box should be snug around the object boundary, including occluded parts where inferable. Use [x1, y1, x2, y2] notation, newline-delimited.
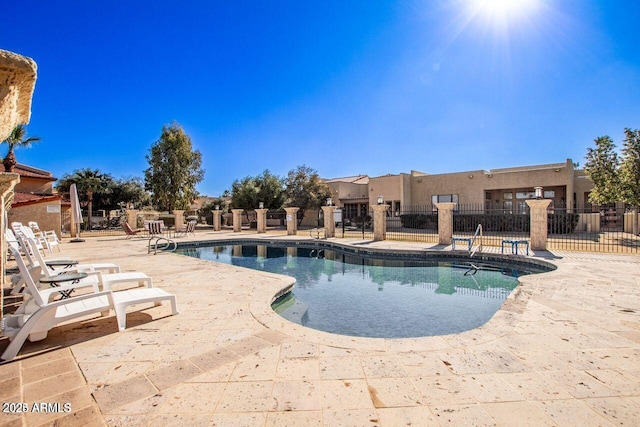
[19, 234, 121, 275]
[13, 223, 51, 254]
[24, 238, 149, 294]
[1, 246, 179, 361]
[28, 221, 61, 252]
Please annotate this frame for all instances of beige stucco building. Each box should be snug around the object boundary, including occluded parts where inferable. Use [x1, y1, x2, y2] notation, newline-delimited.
[327, 159, 594, 216]
[7, 163, 63, 236]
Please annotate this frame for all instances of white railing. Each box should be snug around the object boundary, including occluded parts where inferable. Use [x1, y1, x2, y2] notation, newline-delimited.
[310, 228, 326, 239]
[469, 223, 483, 257]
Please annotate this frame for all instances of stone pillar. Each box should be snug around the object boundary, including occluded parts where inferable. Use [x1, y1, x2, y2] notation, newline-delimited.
[321, 206, 336, 238]
[173, 210, 185, 229]
[212, 210, 222, 231]
[435, 202, 457, 245]
[1, 174, 20, 305]
[284, 207, 299, 236]
[1, 50, 37, 313]
[255, 208, 268, 233]
[371, 204, 389, 241]
[526, 199, 552, 250]
[231, 209, 244, 232]
[126, 209, 139, 228]
[0, 50, 37, 142]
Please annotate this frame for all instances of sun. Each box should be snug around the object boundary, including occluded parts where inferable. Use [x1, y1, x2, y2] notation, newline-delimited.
[470, 0, 539, 19]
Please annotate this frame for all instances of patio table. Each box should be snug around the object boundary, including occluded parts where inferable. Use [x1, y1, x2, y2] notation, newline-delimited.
[39, 272, 88, 299]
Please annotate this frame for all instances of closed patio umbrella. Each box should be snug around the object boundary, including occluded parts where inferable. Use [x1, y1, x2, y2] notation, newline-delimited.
[70, 183, 85, 242]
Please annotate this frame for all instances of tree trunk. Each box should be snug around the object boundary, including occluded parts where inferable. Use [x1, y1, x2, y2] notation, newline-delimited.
[87, 191, 93, 231]
[3, 147, 16, 172]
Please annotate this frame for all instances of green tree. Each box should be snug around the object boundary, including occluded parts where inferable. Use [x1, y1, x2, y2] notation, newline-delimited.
[584, 136, 620, 205]
[585, 129, 640, 234]
[144, 122, 205, 211]
[56, 169, 114, 230]
[619, 128, 640, 234]
[2, 124, 41, 172]
[256, 170, 285, 209]
[284, 165, 332, 225]
[230, 170, 285, 211]
[109, 177, 151, 210]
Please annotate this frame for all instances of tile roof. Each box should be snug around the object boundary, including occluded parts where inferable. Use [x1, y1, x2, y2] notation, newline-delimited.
[13, 163, 56, 181]
[324, 175, 369, 184]
[11, 192, 61, 207]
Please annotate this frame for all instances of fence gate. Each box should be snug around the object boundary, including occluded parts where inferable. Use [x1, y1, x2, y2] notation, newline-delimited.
[338, 205, 373, 239]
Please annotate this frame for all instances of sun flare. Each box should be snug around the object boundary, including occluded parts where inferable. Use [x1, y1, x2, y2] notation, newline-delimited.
[471, 0, 538, 18]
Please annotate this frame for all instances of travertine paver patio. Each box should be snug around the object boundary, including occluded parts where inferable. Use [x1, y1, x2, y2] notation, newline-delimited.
[1, 231, 639, 426]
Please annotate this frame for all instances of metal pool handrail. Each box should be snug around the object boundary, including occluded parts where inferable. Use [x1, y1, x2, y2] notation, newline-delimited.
[148, 236, 177, 255]
[469, 224, 483, 257]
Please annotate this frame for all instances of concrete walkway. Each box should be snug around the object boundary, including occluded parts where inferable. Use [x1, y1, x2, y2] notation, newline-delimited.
[1, 232, 639, 426]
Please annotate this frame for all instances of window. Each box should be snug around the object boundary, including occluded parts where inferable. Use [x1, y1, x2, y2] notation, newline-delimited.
[516, 191, 535, 199]
[503, 192, 513, 200]
[517, 201, 529, 214]
[431, 194, 459, 204]
[544, 190, 555, 198]
[393, 201, 401, 216]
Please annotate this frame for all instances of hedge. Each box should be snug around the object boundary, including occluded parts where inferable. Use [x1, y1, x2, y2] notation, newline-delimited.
[399, 213, 580, 234]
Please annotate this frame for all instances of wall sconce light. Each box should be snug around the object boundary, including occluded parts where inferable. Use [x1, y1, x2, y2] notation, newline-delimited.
[258, 202, 264, 209]
[377, 195, 384, 205]
[487, 174, 493, 178]
[534, 187, 543, 199]
[214, 205, 219, 210]
[469, 175, 473, 179]
[326, 197, 332, 206]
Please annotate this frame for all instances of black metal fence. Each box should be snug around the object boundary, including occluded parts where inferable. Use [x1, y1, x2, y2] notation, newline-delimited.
[266, 210, 287, 230]
[453, 204, 530, 250]
[60, 210, 127, 237]
[547, 202, 639, 253]
[386, 205, 438, 243]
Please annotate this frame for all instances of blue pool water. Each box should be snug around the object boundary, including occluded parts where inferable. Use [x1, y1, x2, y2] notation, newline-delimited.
[177, 243, 548, 338]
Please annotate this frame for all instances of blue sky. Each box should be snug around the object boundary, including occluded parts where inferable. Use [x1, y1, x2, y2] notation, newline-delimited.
[2, 0, 639, 196]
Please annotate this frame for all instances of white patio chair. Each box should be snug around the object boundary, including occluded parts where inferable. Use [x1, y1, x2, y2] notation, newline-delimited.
[1, 246, 179, 361]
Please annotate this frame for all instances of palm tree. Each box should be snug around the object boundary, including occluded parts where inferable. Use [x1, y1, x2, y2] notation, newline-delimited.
[2, 124, 41, 172]
[56, 169, 113, 231]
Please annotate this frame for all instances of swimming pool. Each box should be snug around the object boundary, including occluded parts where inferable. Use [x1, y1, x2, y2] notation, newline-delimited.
[176, 241, 552, 338]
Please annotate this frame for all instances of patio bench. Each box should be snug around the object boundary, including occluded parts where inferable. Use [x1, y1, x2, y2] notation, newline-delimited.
[501, 239, 529, 256]
[452, 237, 472, 251]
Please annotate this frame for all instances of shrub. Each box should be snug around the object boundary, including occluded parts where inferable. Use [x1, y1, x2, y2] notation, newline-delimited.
[354, 215, 372, 228]
[399, 214, 437, 229]
[548, 213, 579, 234]
[453, 214, 530, 232]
